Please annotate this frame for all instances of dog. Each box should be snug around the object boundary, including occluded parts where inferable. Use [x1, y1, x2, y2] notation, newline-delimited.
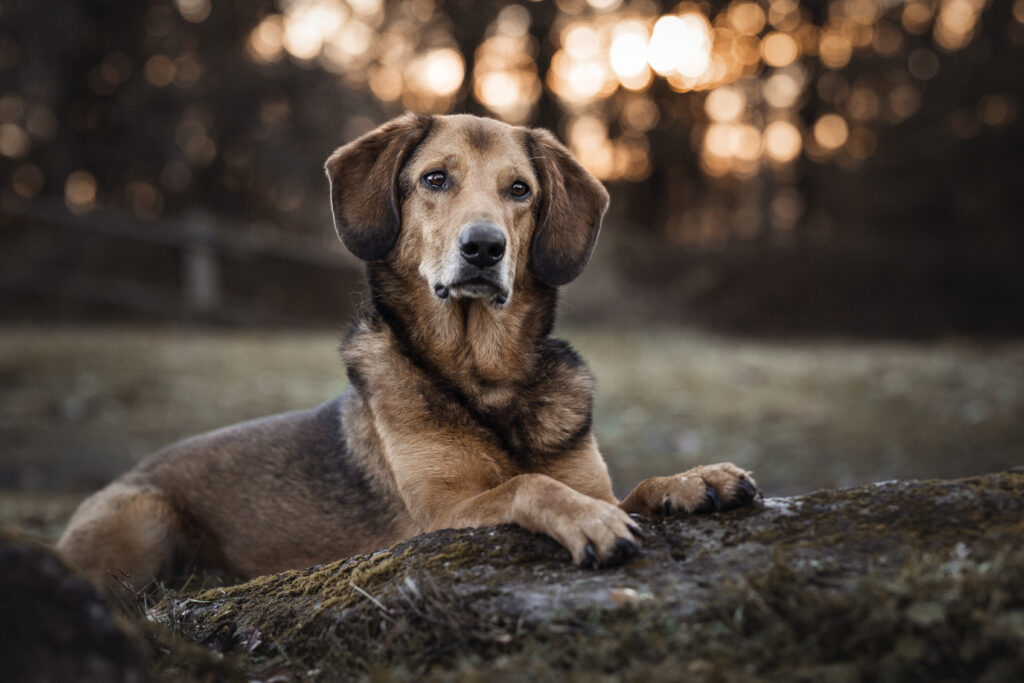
[58, 113, 761, 589]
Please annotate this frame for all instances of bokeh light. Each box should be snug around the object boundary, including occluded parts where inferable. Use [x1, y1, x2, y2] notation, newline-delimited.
[934, 0, 985, 51]
[64, 170, 98, 215]
[11, 164, 44, 198]
[506, 0, 1003, 180]
[175, 0, 211, 23]
[729, 2, 766, 36]
[763, 70, 804, 108]
[144, 55, 176, 87]
[761, 32, 798, 67]
[648, 13, 712, 78]
[2, 0, 1011, 224]
[408, 48, 464, 97]
[609, 20, 651, 89]
[232, 0, 1003, 181]
[978, 94, 1017, 127]
[813, 113, 850, 150]
[474, 6, 542, 122]
[247, 15, 286, 63]
[764, 120, 803, 163]
[0, 123, 30, 158]
[124, 180, 164, 220]
[705, 87, 746, 123]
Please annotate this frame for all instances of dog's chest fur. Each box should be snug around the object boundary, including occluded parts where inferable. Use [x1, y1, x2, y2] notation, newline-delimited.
[342, 308, 594, 472]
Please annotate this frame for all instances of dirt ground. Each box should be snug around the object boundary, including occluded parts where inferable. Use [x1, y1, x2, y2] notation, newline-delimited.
[1, 324, 1022, 542]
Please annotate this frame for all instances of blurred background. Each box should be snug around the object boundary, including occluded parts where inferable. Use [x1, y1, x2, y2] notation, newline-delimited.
[1, 0, 1022, 540]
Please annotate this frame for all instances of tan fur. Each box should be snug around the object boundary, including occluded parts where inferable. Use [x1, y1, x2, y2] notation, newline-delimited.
[58, 114, 760, 590]
[57, 483, 180, 588]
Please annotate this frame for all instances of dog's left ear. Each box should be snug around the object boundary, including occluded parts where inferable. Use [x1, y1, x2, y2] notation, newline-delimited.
[526, 128, 610, 287]
[325, 113, 433, 261]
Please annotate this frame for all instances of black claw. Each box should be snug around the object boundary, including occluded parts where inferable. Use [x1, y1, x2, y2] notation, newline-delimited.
[738, 476, 763, 501]
[627, 523, 646, 539]
[597, 538, 639, 568]
[580, 543, 597, 569]
[705, 486, 723, 511]
[663, 499, 672, 516]
[615, 537, 638, 557]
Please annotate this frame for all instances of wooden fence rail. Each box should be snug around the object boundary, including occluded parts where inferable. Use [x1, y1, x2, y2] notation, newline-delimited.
[1, 199, 355, 323]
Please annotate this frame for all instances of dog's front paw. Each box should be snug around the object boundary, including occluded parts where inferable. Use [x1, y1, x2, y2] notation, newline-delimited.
[620, 462, 762, 518]
[554, 498, 644, 569]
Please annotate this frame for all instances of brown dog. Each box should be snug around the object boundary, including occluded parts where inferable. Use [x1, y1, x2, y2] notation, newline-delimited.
[58, 113, 761, 589]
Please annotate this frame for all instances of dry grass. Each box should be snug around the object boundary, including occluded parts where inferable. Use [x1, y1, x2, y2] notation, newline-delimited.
[577, 330, 1024, 496]
[1, 324, 1022, 540]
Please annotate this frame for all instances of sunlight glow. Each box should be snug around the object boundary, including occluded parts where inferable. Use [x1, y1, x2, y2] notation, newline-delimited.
[474, 11, 542, 123]
[813, 113, 849, 150]
[729, 2, 766, 36]
[819, 30, 853, 69]
[233, 0, 983, 179]
[761, 32, 798, 67]
[368, 65, 403, 102]
[764, 120, 802, 162]
[647, 14, 712, 78]
[416, 48, 464, 97]
[934, 0, 985, 50]
[705, 86, 746, 123]
[609, 22, 649, 80]
[763, 71, 803, 108]
[247, 15, 285, 63]
[568, 115, 616, 179]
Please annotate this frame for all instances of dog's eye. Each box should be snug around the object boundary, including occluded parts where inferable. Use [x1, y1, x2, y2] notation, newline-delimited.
[423, 171, 447, 190]
[510, 181, 530, 199]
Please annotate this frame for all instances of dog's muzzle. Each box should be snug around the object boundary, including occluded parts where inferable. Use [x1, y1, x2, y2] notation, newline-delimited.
[434, 222, 510, 306]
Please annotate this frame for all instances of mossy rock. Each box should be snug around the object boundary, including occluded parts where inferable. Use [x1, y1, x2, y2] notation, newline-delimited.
[153, 469, 1024, 681]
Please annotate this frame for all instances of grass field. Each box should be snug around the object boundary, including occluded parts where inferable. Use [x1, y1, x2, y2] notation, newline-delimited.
[1, 324, 1022, 541]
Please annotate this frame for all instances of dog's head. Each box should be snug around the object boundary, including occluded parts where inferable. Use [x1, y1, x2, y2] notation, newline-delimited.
[325, 113, 609, 307]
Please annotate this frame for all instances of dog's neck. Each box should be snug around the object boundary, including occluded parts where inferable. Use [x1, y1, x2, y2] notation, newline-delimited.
[365, 262, 557, 388]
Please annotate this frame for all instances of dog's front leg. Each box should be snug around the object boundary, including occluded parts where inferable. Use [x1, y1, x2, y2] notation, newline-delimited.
[424, 473, 642, 568]
[619, 463, 762, 518]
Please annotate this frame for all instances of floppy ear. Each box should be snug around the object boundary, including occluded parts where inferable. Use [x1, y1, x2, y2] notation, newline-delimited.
[324, 113, 433, 261]
[526, 128, 610, 287]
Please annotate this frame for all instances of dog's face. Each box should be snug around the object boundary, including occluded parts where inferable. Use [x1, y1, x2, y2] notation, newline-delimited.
[399, 115, 536, 306]
[325, 113, 609, 306]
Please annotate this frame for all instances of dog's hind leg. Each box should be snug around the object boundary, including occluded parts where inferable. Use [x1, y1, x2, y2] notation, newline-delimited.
[57, 482, 183, 592]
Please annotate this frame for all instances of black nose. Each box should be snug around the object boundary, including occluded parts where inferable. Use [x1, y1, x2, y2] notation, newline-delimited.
[459, 223, 506, 268]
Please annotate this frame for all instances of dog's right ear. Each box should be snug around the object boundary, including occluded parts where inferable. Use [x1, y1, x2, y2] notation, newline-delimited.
[325, 113, 433, 261]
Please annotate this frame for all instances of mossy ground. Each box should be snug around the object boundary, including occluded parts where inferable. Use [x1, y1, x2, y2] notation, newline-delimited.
[146, 543, 1024, 682]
